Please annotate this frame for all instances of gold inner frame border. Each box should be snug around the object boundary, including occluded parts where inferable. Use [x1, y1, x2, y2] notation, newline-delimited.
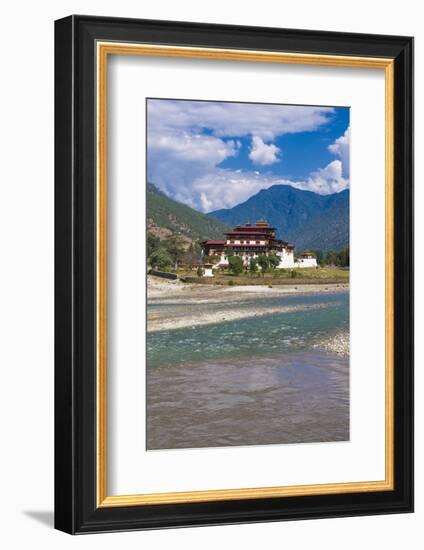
[96, 42, 394, 508]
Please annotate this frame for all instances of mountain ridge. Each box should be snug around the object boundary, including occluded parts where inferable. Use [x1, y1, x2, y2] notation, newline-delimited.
[209, 184, 349, 253]
[146, 182, 230, 243]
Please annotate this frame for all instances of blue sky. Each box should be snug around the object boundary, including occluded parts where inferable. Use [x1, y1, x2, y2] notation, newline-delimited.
[147, 99, 350, 212]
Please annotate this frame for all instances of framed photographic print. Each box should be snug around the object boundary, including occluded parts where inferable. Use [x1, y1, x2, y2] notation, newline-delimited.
[54, 15, 413, 534]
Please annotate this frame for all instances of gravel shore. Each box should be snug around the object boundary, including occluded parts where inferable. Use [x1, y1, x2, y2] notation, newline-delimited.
[313, 330, 350, 357]
[148, 275, 349, 304]
[148, 300, 337, 332]
[147, 276, 348, 333]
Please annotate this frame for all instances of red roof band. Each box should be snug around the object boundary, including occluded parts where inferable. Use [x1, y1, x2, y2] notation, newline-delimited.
[203, 219, 294, 250]
[204, 242, 294, 248]
[224, 231, 270, 236]
[233, 226, 275, 231]
[225, 243, 267, 247]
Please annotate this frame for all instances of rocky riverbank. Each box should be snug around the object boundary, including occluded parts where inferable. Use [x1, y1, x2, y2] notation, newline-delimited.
[313, 330, 350, 357]
[147, 300, 339, 332]
[148, 275, 349, 304]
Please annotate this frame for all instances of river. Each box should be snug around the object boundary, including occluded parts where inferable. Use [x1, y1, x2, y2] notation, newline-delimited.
[147, 290, 349, 450]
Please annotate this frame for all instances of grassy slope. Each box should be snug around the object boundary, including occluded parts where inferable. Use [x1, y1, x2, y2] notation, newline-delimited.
[147, 182, 230, 241]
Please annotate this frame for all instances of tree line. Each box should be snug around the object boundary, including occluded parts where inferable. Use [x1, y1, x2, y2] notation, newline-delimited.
[225, 246, 281, 276]
[147, 233, 201, 269]
[216, 246, 350, 275]
[147, 232, 349, 272]
[310, 246, 349, 268]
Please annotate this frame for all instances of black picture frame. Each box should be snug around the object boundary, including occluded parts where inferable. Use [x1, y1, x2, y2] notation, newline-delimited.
[55, 14, 413, 534]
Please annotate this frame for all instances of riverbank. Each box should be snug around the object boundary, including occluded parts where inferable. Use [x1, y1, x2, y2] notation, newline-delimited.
[313, 330, 350, 357]
[148, 300, 340, 332]
[148, 276, 349, 338]
[148, 274, 349, 302]
[181, 276, 348, 286]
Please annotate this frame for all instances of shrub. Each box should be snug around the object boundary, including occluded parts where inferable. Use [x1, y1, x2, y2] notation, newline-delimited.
[196, 266, 204, 277]
[249, 257, 258, 273]
[228, 255, 243, 275]
[268, 253, 280, 270]
[149, 248, 173, 270]
[208, 254, 220, 264]
[257, 254, 270, 275]
[290, 269, 299, 279]
[228, 279, 235, 286]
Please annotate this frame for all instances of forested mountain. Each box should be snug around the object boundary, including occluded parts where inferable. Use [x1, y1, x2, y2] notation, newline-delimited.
[147, 182, 230, 242]
[210, 185, 349, 253]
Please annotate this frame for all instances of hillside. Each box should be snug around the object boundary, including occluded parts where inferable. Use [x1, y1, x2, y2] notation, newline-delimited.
[147, 182, 230, 242]
[211, 185, 327, 237]
[210, 185, 349, 253]
[288, 189, 349, 252]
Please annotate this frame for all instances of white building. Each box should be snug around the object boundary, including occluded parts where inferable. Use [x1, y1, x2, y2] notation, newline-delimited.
[203, 263, 214, 277]
[202, 219, 317, 269]
[294, 252, 318, 268]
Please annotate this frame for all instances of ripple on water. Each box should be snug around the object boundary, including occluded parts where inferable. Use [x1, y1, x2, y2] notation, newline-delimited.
[147, 292, 350, 449]
[147, 292, 349, 369]
[147, 350, 349, 450]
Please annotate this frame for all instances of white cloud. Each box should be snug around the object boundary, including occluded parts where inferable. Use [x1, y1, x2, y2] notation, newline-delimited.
[149, 132, 239, 166]
[328, 127, 350, 177]
[290, 160, 348, 195]
[149, 152, 349, 213]
[147, 133, 240, 203]
[191, 170, 283, 211]
[249, 136, 280, 165]
[182, 163, 347, 212]
[147, 99, 349, 212]
[147, 99, 335, 141]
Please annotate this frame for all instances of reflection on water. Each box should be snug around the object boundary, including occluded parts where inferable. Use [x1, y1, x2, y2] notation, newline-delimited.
[146, 291, 350, 450]
[147, 351, 349, 450]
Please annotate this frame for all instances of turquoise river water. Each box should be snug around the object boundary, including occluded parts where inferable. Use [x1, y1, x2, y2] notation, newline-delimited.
[147, 291, 349, 369]
[146, 290, 349, 450]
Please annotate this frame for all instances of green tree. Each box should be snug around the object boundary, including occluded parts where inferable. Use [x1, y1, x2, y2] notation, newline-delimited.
[249, 257, 258, 273]
[338, 246, 349, 267]
[147, 232, 160, 260]
[150, 247, 173, 270]
[323, 247, 349, 268]
[325, 250, 338, 266]
[228, 255, 243, 275]
[257, 254, 270, 275]
[163, 236, 185, 268]
[183, 242, 202, 267]
[196, 265, 204, 277]
[268, 253, 280, 270]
